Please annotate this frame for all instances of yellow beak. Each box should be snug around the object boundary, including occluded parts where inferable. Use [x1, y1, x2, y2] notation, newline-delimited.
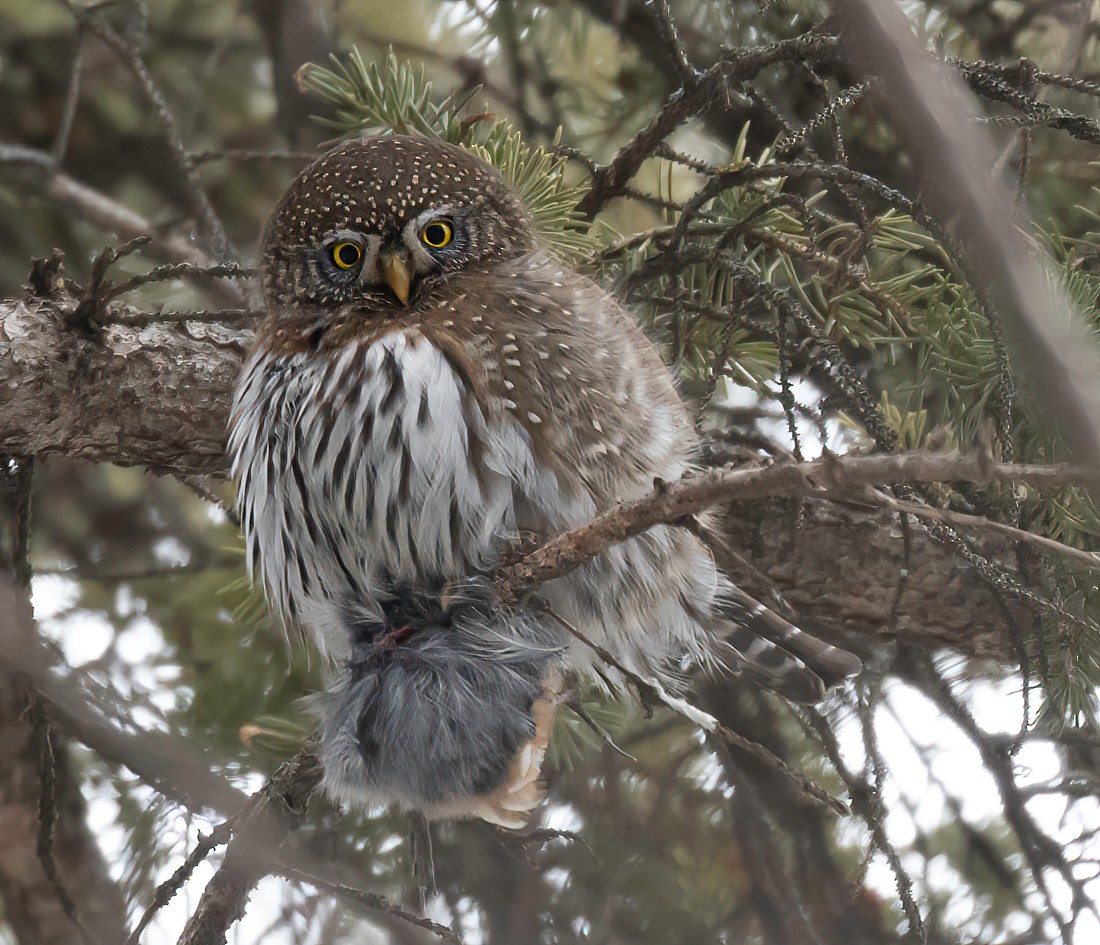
[381, 253, 412, 305]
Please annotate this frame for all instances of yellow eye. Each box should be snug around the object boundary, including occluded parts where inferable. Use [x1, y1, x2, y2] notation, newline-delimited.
[421, 220, 453, 249]
[331, 241, 363, 270]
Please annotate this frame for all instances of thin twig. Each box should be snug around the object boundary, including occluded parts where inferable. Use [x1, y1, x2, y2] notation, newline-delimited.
[99, 263, 254, 305]
[544, 607, 849, 814]
[859, 494, 1099, 569]
[189, 149, 318, 165]
[61, 1, 231, 258]
[126, 824, 231, 945]
[0, 144, 241, 300]
[576, 33, 843, 218]
[956, 59, 1100, 146]
[804, 706, 927, 940]
[902, 650, 1088, 941]
[52, 24, 85, 165]
[646, 0, 697, 85]
[105, 309, 262, 328]
[276, 866, 465, 945]
[31, 694, 96, 945]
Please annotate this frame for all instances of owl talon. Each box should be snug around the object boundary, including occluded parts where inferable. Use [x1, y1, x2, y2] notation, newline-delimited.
[466, 739, 546, 827]
[498, 784, 543, 813]
[467, 671, 566, 828]
[510, 743, 536, 787]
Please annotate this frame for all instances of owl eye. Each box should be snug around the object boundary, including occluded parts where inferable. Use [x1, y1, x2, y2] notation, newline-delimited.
[420, 220, 454, 249]
[330, 241, 363, 270]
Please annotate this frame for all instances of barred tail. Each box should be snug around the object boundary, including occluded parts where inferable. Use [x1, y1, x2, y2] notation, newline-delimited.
[712, 585, 862, 703]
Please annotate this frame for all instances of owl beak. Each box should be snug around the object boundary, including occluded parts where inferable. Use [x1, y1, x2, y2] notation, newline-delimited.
[380, 251, 412, 305]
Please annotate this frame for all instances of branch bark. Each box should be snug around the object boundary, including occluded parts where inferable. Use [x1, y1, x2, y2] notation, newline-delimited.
[1, 290, 1061, 662]
[496, 450, 1091, 597]
[0, 294, 245, 474]
[716, 498, 1030, 660]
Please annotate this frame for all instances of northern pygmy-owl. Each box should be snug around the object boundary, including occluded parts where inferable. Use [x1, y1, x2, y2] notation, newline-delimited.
[229, 135, 860, 827]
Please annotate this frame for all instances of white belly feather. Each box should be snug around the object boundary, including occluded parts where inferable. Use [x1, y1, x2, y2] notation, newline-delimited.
[231, 328, 716, 677]
[230, 329, 572, 656]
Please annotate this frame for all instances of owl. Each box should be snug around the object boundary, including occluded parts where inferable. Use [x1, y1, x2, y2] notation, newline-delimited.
[229, 134, 861, 828]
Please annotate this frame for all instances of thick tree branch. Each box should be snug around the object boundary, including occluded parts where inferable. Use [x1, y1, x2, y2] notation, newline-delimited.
[0, 294, 245, 474]
[0, 291, 1067, 662]
[176, 746, 323, 945]
[0, 550, 129, 945]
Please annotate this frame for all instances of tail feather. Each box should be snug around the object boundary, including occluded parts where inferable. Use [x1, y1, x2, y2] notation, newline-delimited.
[713, 586, 862, 704]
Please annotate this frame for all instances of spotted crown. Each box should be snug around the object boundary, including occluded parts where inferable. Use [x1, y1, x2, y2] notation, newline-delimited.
[261, 134, 536, 309]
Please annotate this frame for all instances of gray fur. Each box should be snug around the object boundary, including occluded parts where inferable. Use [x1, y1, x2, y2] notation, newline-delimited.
[320, 581, 563, 809]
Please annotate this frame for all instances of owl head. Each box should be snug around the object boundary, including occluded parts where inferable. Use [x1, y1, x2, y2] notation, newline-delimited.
[262, 134, 536, 312]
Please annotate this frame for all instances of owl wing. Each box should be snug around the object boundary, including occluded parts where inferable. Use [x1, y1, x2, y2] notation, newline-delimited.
[465, 256, 861, 701]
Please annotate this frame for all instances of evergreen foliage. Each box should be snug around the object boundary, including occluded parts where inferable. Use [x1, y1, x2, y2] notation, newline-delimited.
[2, 1, 1100, 943]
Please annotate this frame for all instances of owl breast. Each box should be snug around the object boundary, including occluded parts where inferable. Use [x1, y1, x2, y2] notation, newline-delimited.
[229, 329, 555, 657]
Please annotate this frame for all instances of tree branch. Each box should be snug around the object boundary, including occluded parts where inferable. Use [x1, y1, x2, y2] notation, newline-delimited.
[1, 290, 1070, 661]
[575, 33, 843, 218]
[0, 567, 128, 945]
[496, 450, 1095, 600]
[0, 294, 244, 474]
[0, 617, 462, 945]
[0, 145, 218, 270]
[176, 746, 323, 945]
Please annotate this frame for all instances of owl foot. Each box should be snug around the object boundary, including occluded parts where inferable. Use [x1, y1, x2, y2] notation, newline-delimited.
[461, 671, 565, 830]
